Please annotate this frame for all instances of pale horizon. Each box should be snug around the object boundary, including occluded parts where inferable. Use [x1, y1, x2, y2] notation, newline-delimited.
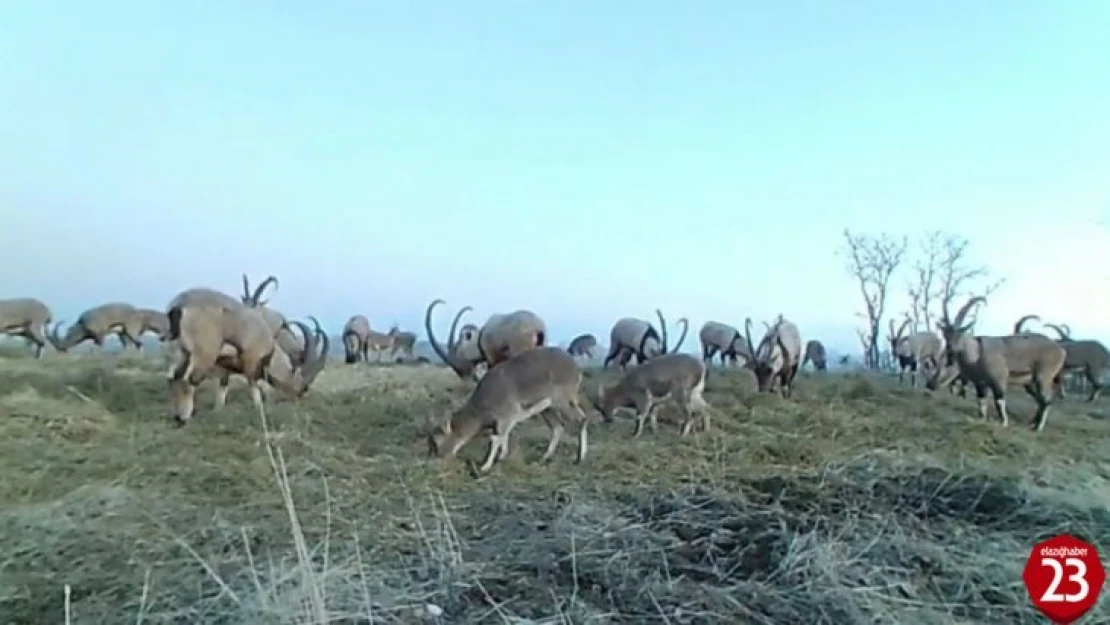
[2, 2, 1108, 355]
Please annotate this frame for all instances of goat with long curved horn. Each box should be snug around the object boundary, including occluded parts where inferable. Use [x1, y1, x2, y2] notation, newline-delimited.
[744, 315, 803, 398]
[926, 296, 1066, 432]
[425, 299, 545, 380]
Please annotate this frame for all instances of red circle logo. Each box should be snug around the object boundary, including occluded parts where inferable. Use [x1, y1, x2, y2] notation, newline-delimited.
[1023, 534, 1105, 624]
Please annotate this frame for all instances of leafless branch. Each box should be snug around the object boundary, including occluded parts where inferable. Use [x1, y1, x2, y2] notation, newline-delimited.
[936, 234, 1004, 322]
[840, 229, 907, 369]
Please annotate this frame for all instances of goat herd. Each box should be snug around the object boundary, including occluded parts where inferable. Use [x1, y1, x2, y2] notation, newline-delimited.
[0, 274, 1106, 473]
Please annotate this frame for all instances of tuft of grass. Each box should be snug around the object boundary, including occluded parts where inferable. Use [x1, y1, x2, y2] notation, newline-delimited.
[1, 355, 1109, 624]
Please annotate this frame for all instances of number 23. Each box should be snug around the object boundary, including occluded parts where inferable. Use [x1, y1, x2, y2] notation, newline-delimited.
[1041, 557, 1090, 603]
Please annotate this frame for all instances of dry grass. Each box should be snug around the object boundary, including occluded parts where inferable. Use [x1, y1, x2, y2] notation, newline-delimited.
[1, 349, 1109, 624]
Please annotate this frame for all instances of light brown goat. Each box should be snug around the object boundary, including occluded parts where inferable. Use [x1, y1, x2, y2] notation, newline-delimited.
[744, 316, 803, 397]
[426, 346, 588, 473]
[240, 274, 309, 365]
[165, 301, 329, 425]
[0, 297, 54, 358]
[593, 353, 711, 437]
[365, 329, 395, 361]
[603, 310, 690, 369]
[425, 299, 547, 380]
[387, 325, 417, 360]
[122, 308, 171, 349]
[342, 315, 371, 364]
[888, 316, 945, 387]
[49, 302, 141, 352]
[926, 297, 1066, 431]
[1041, 322, 1109, 402]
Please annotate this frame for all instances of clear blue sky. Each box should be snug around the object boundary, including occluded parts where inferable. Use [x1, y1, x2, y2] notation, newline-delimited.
[1, 1, 1108, 353]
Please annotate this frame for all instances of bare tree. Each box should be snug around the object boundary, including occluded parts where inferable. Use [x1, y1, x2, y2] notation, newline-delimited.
[840, 229, 908, 369]
[855, 326, 874, 369]
[935, 233, 1004, 320]
[905, 231, 1002, 331]
[907, 231, 943, 331]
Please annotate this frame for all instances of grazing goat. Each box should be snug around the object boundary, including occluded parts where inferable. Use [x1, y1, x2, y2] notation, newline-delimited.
[426, 346, 588, 473]
[0, 297, 54, 358]
[567, 333, 598, 360]
[365, 329, 395, 361]
[698, 321, 750, 367]
[165, 300, 329, 425]
[603, 310, 689, 369]
[425, 299, 547, 380]
[888, 317, 945, 387]
[342, 315, 371, 364]
[802, 340, 827, 371]
[388, 325, 417, 360]
[593, 352, 711, 437]
[925, 296, 1066, 431]
[744, 316, 803, 397]
[1041, 323, 1108, 402]
[130, 308, 171, 346]
[49, 302, 141, 352]
[240, 274, 309, 365]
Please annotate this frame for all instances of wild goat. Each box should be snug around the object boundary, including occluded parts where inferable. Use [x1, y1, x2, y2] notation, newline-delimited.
[887, 317, 945, 387]
[49, 302, 142, 352]
[802, 339, 827, 371]
[425, 299, 547, 380]
[566, 333, 598, 359]
[342, 315, 371, 364]
[238, 274, 318, 366]
[698, 321, 751, 367]
[603, 310, 689, 369]
[1041, 322, 1108, 402]
[0, 297, 54, 358]
[130, 308, 171, 346]
[165, 300, 329, 425]
[426, 346, 588, 473]
[168, 287, 284, 343]
[388, 325, 417, 360]
[593, 352, 711, 437]
[365, 329, 395, 360]
[925, 296, 1066, 431]
[745, 316, 803, 397]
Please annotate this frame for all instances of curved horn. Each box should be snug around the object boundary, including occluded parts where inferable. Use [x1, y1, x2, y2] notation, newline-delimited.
[424, 299, 466, 376]
[894, 317, 911, 341]
[655, 309, 669, 353]
[668, 317, 690, 354]
[744, 318, 757, 362]
[1044, 323, 1071, 341]
[1060, 323, 1072, 337]
[952, 296, 986, 329]
[447, 305, 473, 350]
[302, 316, 330, 381]
[289, 320, 315, 364]
[1013, 314, 1041, 335]
[591, 383, 610, 421]
[251, 276, 279, 306]
[48, 320, 65, 351]
[242, 274, 252, 301]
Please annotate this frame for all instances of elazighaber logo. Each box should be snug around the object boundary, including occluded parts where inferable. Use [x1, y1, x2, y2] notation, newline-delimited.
[1023, 534, 1106, 624]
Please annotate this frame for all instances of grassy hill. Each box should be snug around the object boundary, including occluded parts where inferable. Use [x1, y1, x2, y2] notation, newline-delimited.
[1, 349, 1108, 624]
